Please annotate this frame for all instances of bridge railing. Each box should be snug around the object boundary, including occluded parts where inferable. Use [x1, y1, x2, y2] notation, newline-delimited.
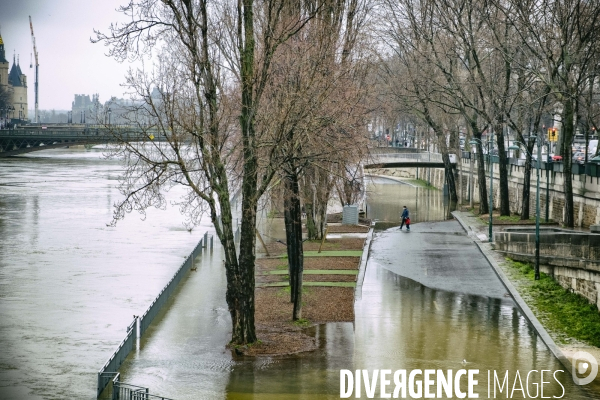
[371, 152, 444, 163]
[0, 127, 167, 145]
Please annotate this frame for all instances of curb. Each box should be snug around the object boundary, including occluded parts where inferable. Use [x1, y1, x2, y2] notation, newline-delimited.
[355, 223, 375, 301]
[452, 211, 573, 375]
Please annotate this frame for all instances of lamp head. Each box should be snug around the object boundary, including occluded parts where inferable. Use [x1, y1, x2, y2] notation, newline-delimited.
[469, 140, 479, 145]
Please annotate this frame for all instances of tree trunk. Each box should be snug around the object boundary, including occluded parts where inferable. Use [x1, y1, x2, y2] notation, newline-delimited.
[316, 200, 327, 239]
[496, 124, 510, 216]
[474, 139, 489, 215]
[468, 122, 489, 215]
[229, 173, 258, 344]
[520, 150, 533, 219]
[283, 189, 296, 302]
[305, 203, 317, 240]
[561, 98, 575, 227]
[283, 169, 304, 320]
[228, 0, 258, 345]
[442, 155, 458, 203]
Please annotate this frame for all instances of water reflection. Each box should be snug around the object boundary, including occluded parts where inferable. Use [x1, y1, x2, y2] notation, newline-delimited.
[226, 323, 354, 399]
[354, 266, 596, 399]
[365, 176, 450, 223]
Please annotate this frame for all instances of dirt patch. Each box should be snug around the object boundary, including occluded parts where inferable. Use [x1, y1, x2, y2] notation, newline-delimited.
[303, 238, 365, 251]
[241, 327, 318, 356]
[256, 258, 288, 270]
[255, 287, 355, 324]
[304, 274, 356, 282]
[304, 257, 359, 270]
[249, 228, 365, 356]
[264, 238, 364, 255]
[256, 274, 287, 284]
[257, 257, 360, 271]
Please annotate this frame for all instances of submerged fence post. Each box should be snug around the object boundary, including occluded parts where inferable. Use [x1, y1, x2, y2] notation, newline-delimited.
[203, 232, 208, 249]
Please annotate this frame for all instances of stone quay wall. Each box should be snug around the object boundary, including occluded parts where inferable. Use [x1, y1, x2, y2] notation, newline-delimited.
[369, 158, 600, 228]
[494, 230, 600, 310]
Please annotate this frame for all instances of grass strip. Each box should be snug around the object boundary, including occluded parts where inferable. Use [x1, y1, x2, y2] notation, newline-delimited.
[279, 250, 363, 258]
[506, 259, 600, 347]
[267, 270, 358, 275]
[258, 281, 356, 288]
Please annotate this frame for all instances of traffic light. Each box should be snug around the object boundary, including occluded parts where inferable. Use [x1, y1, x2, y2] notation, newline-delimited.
[547, 127, 558, 142]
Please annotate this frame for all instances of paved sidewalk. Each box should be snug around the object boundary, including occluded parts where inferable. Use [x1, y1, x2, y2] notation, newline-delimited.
[452, 211, 584, 374]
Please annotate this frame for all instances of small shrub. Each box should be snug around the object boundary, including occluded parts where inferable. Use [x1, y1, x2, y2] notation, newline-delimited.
[294, 318, 311, 327]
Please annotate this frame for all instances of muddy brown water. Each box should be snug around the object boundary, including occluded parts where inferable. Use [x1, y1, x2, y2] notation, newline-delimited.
[0, 153, 597, 399]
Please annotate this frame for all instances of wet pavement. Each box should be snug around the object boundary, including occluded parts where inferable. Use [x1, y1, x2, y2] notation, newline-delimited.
[368, 220, 507, 298]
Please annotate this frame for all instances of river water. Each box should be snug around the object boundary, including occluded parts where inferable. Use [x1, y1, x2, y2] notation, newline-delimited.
[1, 152, 598, 399]
[0, 148, 212, 399]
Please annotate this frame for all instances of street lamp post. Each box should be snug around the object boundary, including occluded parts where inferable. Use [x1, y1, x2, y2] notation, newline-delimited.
[544, 139, 550, 223]
[510, 136, 541, 280]
[469, 135, 494, 242]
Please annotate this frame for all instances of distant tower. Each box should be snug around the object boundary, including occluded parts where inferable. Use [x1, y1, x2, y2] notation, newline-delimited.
[8, 54, 28, 121]
[0, 34, 9, 90]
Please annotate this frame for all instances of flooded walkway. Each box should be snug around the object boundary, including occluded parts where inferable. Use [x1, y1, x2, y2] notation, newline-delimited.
[120, 222, 597, 399]
[358, 220, 595, 398]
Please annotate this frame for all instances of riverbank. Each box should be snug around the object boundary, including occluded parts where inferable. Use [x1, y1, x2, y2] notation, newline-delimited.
[453, 210, 600, 386]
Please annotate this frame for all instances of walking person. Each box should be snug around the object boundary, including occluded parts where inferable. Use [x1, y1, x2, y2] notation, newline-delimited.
[399, 206, 410, 231]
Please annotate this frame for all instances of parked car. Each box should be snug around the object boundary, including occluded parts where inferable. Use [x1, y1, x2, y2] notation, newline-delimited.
[573, 152, 585, 164]
[551, 154, 563, 161]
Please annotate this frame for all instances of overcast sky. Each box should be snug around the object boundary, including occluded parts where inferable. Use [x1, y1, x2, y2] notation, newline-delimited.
[1, 0, 139, 111]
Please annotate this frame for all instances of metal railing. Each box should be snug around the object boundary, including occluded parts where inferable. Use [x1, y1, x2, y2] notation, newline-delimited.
[97, 319, 137, 397]
[98, 233, 213, 398]
[101, 373, 175, 400]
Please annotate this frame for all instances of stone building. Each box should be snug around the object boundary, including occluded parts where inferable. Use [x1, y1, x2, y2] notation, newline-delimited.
[0, 34, 28, 123]
[72, 93, 101, 124]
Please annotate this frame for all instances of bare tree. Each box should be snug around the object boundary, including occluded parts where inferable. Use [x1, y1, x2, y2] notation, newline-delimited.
[95, 0, 318, 345]
[264, 0, 371, 319]
[514, 0, 600, 227]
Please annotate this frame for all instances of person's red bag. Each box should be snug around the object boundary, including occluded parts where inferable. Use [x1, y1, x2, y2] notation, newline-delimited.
[406, 217, 410, 224]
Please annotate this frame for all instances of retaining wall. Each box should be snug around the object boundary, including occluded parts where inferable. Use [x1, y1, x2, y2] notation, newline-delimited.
[369, 159, 600, 227]
[494, 229, 600, 310]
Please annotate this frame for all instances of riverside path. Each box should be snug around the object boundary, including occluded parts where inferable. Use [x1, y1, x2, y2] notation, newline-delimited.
[113, 218, 598, 399]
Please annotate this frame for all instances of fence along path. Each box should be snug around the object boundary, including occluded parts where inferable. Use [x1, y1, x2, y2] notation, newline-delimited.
[97, 232, 212, 398]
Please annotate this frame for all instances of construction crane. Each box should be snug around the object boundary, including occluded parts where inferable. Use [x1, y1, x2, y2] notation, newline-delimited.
[29, 16, 39, 123]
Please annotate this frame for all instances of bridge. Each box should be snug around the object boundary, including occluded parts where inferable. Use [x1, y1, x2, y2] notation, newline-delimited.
[365, 149, 456, 169]
[0, 125, 160, 157]
[0, 127, 457, 169]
